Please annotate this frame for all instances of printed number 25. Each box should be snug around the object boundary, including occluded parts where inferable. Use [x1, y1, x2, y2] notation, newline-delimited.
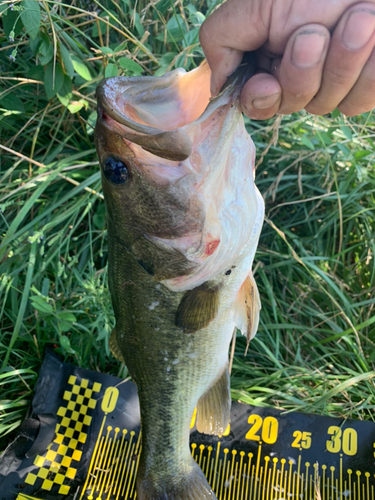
[291, 431, 312, 449]
[245, 415, 278, 444]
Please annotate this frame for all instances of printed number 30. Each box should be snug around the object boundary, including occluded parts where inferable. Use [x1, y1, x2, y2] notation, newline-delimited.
[245, 415, 278, 444]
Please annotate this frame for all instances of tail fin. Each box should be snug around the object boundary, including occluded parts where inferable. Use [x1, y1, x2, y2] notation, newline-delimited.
[137, 459, 216, 500]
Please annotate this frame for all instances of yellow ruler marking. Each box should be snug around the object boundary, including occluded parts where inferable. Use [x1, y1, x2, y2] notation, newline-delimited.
[113, 430, 128, 496]
[220, 449, 228, 500]
[262, 457, 269, 500]
[115, 432, 133, 500]
[296, 454, 301, 500]
[217, 459, 223, 499]
[212, 441, 221, 493]
[206, 446, 213, 479]
[129, 443, 142, 500]
[266, 466, 271, 500]
[199, 444, 205, 468]
[270, 458, 277, 500]
[232, 453, 239, 500]
[124, 433, 141, 500]
[191, 443, 197, 462]
[238, 451, 245, 500]
[104, 427, 120, 495]
[97, 428, 114, 498]
[253, 442, 262, 500]
[248, 459, 254, 500]
[120, 431, 136, 498]
[105, 428, 123, 499]
[228, 450, 236, 500]
[323, 465, 327, 500]
[258, 467, 264, 500]
[287, 460, 293, 499]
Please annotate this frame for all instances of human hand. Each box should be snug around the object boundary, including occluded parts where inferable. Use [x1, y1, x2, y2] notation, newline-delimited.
[199, 0, 375, 119]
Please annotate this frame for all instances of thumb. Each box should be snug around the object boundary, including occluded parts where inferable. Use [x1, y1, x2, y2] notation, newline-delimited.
[199, 0, 272, 94]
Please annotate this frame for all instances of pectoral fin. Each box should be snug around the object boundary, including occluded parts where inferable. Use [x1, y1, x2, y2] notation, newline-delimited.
[196, 366, 231, 435]
[175, 282, 220, 333]
[234, 272, 261, 355]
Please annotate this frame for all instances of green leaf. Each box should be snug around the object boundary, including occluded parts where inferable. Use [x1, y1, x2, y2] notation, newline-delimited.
[340, 125, 353, 141]
[156, 14, 187, 43]
[56, 312, 76, 322]
[59, 44, 74, 78]
[67, 99, 88, 113]
[71, 55, 92, 81]
[57, 75, 73, 106]
[2, 9, 23, 38]
[300, 135, 315, 151]
[30, 296, 54, 314]
[59, 335, 73, 350]
[118, 57, 143, 75]
[38, 37, 54, 65]
[331, 107, 340, 119]
[133, 11, 144, 37]
[354, 150, 371, 159]
[27, 65, 45, 81]
[21, 0, 41, 39]
[86, 110, 97, 135]
[0, 95, 25, 113]
[105, 63, 118, 77]
[44, 62, 65, 99]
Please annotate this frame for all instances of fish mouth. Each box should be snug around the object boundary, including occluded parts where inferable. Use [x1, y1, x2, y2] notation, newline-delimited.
[96, 55, 256, 162]
[95, 63, 212, 161]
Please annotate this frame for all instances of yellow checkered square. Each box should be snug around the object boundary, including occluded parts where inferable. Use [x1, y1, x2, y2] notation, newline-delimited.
[88, 398, 97, 409]
[54, 473, 65, 485]
[83, 415, 92, 425]
[68, 438, 78, 449]
[93, 382, 101, 392]
[25, 473, 37, 485]
[38, 467, 49, 479]
[80, 405, 88, 415]
[55, 433, 64, 444]
[45, 449, 57, 462]
[81, 379, 88, 389]
[68, 375, 77, 385]
[72, 384, 80, 394]
[57, 444, 68, 455]
[42, 479, 53, 490]
[50, 461, 60, 473]
[66, 467, 77, 479]
[57, 406, 66, 417]
[72, 449, 82, 461]
[74, 421, 83, 432]
[63, 390, 72, 400]
[61, 416, 71, 427]
[84, 388, 92, 398]
[66, 427, 74, 438]
[77, 394, 84, 405]
[78, 432, 87, 443]
[71, 410, 79, 421]
[67, 400, 76, 411]
[59, 484, 70, 494]
[34, 455, 45, 467]
[61, 455, 72, 467]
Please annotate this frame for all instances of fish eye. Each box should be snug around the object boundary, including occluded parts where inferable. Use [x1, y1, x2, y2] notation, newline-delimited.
[103, 157, 129, 185]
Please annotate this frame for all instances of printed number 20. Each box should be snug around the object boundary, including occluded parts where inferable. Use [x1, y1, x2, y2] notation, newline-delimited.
[245, 415, 278, 444]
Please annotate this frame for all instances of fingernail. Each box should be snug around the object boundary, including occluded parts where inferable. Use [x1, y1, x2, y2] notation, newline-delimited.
[252, 94, 280, 110]
[342, 9, 375, 50]
[292, 31, 326, 68]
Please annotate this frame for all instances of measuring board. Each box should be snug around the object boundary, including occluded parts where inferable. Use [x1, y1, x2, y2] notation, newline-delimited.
[0, 353, 374, 500]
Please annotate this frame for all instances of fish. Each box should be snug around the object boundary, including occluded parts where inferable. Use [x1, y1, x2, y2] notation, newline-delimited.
[94, 56, 264, 500]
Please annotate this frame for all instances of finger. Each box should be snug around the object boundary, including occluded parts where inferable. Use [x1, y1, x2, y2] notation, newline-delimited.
[338, 46, 375, 115]
[240, 73, 281, 120]
[306, 3, 375, 115]
[199, 0, 272, 95]
[276, 25, 330, 114]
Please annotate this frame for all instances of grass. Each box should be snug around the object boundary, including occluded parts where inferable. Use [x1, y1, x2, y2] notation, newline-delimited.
[0, 0, 375, 455]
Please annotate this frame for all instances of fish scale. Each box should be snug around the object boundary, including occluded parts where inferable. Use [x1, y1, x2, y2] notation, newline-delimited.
[94, 56, 263, 500]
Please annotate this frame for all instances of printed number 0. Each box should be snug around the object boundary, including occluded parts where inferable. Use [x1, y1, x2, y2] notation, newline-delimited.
[326, 426, 357, 456]
[245, 415, 278, 444]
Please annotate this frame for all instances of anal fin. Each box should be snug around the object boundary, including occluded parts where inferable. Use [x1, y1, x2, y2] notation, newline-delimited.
[109, 328, 125, 363]
[196, 366, 230, 435]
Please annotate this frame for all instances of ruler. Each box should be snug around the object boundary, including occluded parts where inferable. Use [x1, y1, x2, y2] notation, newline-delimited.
[1, 354, 374, 500]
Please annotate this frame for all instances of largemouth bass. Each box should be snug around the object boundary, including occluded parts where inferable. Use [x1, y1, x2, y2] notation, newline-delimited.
[94, 58, 264, 500]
